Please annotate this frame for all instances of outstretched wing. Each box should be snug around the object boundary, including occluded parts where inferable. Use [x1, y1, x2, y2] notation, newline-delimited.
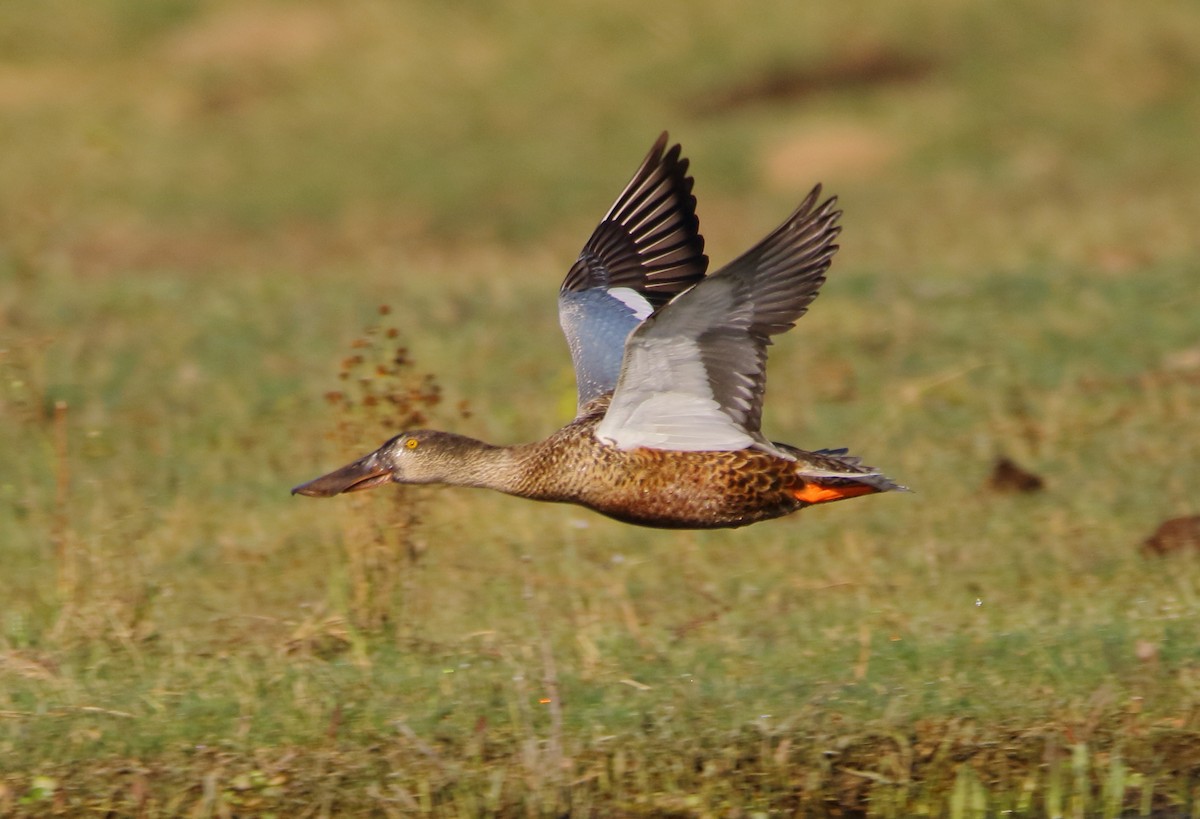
[558, 133, 708, 414]
[595, 186, 841, 454]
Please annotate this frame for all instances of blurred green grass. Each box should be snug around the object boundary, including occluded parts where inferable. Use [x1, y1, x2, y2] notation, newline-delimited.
[3, 0, 1200, 814]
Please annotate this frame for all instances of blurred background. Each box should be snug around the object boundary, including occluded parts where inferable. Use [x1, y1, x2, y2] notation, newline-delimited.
[2, 0, 1200, 812]
[5, 1, 1197, 269]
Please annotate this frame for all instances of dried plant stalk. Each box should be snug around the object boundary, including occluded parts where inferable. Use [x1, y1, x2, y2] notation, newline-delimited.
[51, 400, 76, 601]
[324, 306, 462, 634]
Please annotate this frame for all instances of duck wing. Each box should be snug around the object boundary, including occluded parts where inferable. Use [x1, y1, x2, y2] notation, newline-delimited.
[558, 132, 708, 415]
[595, 186, 841, 454]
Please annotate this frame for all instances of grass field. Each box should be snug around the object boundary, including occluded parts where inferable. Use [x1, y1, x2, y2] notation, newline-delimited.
[3, 0, 1200, 815]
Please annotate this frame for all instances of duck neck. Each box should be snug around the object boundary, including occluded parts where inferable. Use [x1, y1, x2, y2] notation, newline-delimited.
[436, 435, 530, 495]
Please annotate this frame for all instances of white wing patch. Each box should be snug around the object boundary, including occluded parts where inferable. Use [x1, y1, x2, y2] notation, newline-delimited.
[607, 287, 654, 321]
[595, 337, 755, 451]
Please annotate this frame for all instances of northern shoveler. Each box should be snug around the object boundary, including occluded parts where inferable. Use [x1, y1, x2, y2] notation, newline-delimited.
[293, 133, 904, 529]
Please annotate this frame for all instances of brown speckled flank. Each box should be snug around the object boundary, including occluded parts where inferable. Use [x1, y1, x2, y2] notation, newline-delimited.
[503, 399, 884, 528]
[293, 133, 904, 529]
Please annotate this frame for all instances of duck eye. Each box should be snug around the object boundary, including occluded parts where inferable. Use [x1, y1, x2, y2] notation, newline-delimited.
[405, 438, 419, 450]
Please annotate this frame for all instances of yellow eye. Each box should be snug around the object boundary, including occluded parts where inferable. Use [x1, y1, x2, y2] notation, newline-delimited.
[405, 438, 419, 450]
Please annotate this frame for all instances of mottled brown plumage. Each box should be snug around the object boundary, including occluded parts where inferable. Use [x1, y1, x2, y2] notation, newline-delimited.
[509, 399, 883, 528]
[293, 133, 904, 529]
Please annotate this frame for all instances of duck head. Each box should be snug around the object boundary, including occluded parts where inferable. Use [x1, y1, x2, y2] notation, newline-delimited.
[292, 430, 484, 497]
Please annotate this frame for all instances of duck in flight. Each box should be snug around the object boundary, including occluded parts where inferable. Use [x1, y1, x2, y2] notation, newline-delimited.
[293, 133, 904, 529]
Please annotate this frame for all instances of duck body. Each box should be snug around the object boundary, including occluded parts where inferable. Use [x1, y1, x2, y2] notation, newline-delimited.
[294, 133, 904, 529]
[297, 398, 896, 529]
[511, 402, 892, 528]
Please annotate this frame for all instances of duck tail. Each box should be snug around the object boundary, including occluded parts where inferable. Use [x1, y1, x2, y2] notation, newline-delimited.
[784, 446, 909, 506]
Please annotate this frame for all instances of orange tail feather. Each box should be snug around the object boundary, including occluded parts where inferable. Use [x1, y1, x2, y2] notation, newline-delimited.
[792, 481, 880, 505]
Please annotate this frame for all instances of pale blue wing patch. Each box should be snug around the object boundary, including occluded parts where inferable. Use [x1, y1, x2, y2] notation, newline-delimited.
[559, 289, 649, 409]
